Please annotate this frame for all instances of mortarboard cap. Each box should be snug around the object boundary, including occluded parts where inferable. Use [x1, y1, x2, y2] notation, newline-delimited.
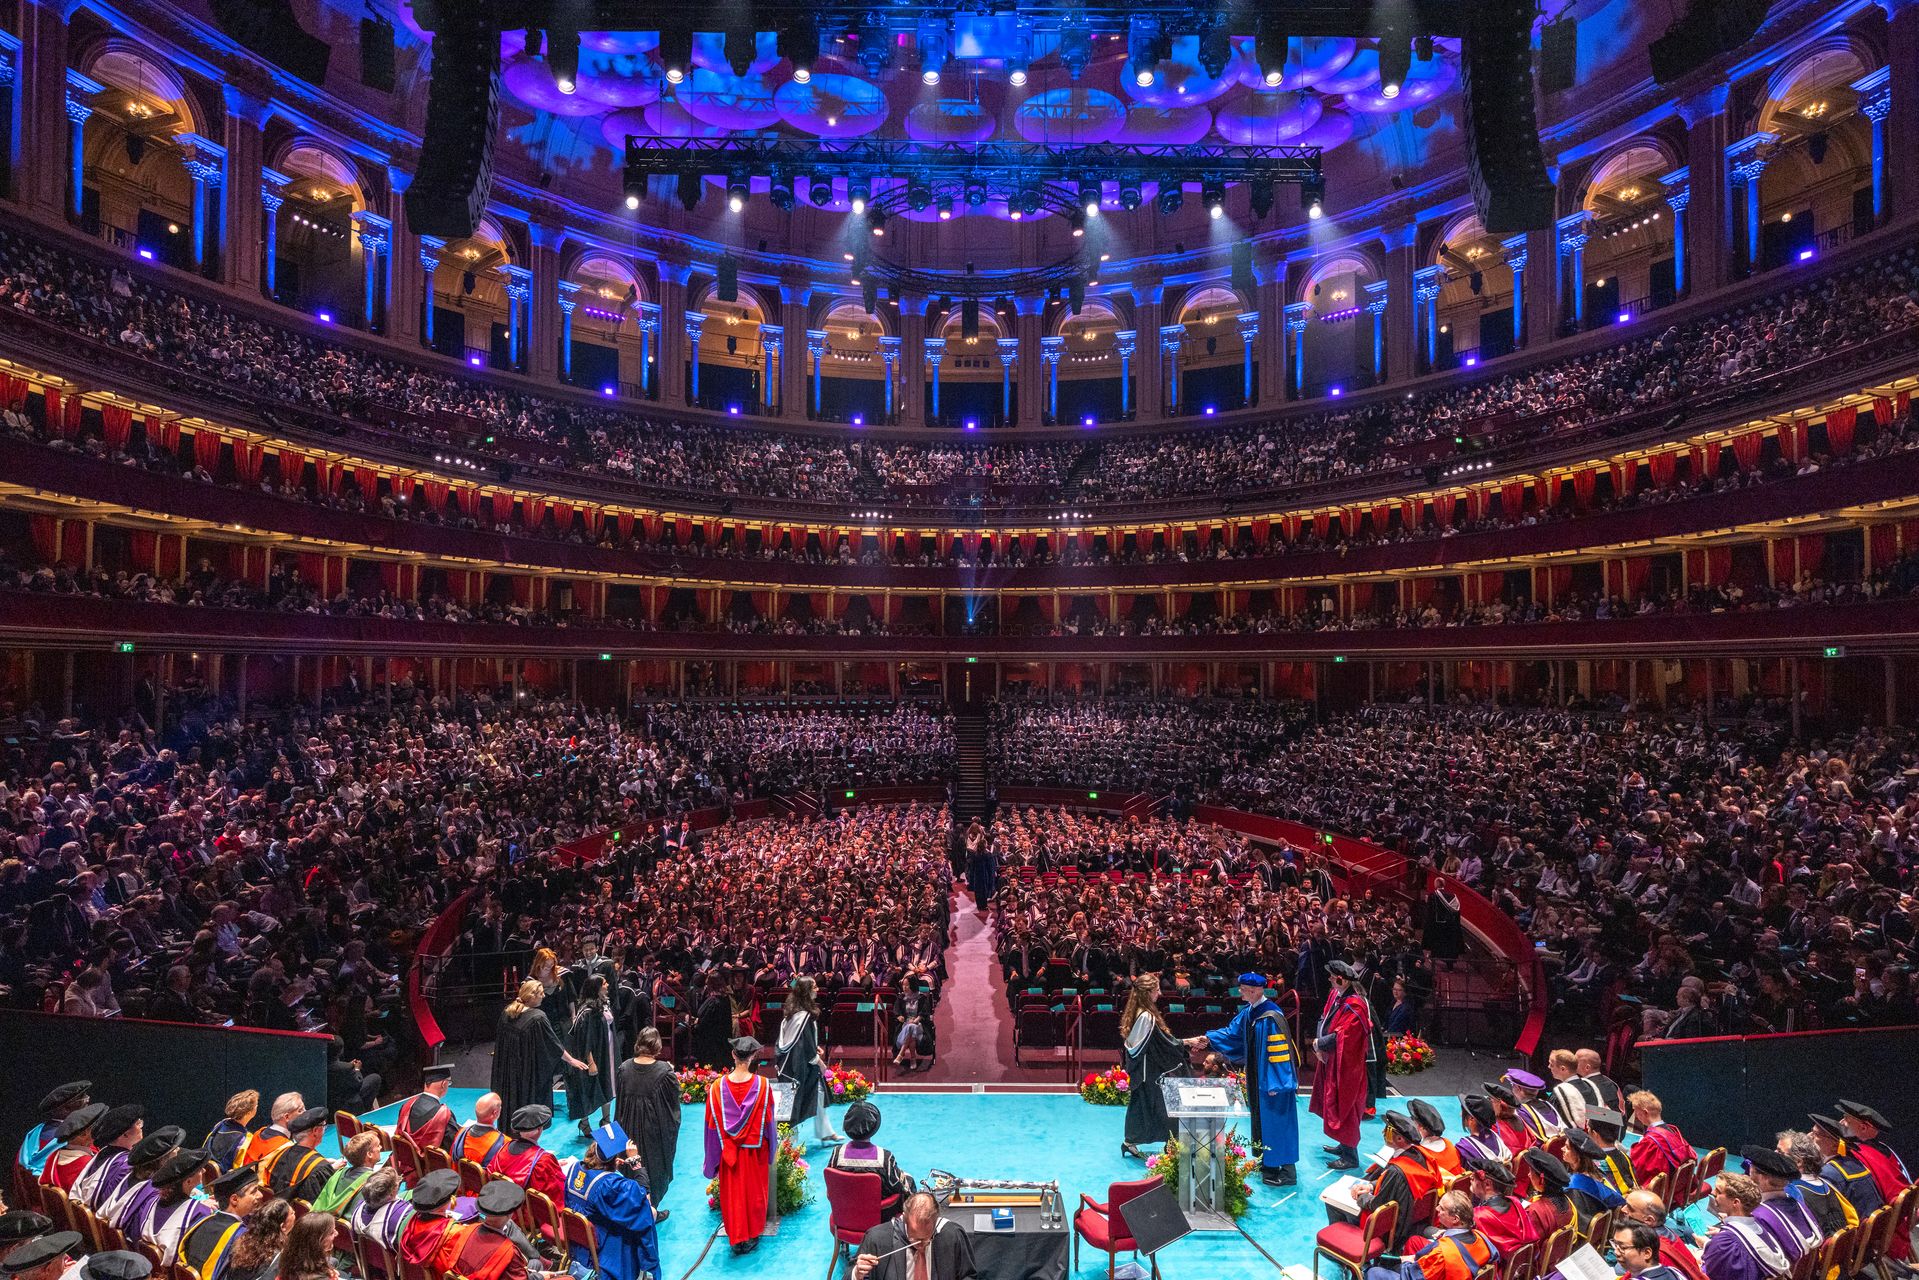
[729, 1036, 761, 1058]
[55, 1104, 107, 1142]
[37, 1083, 90, 1116]
[1382, 1111, 1420, 1142]
[153, 1149, 209, 1185]
[1505, 1069, 1546, 1090]
[1565, 1129, 1604, 1158]
[1484, 1081, 1519, 1106]
[844, 1100, 882, 1141]
[591, 1122, 629, 1161]
[476, 1182, 525, 1215]
[1585, 1107, 1625, 1134]
[92, 1105, 144, 1147]
[1837, 1100, 1892, 1131]
[1742, 1145, 1797, 1180]
[130, 1126, 184, 1167]
[411, 1170, 461, 1210]
[1809, 1114, 1846, 1140]
[1235, 973, 1268, 988]
[287, 1108, 327, 1136]
[509, 1105, 551, 1133]
[1327, 961, 1359, 980]
[1460, 1095, 1497, 1128]
[209, 1165, 258, 1201]
[1409, 1100, 1445, 1135]
[1465, 1155, 1516, 1188]
[80, 1253, 151, 1280]
[0, 1214, 51, 1245]
[1, 1233, 81, 1275]
[421, 1065, 454, 1084]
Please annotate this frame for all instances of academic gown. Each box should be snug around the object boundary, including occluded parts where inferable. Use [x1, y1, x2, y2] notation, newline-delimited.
[1821, 1154, 1884, 1215]
[1473, 1197, 1540, 1254]
[1121, 1016, 1187, 1147]
[491, 1008, 567, 1123]
[179, 1210, 247, 1280]
[563, 1001, 618, 1122]
[775, 1012, 824, 1126]
[1700, 1218, 1788, 1280]
[614, 1059, 683, 1208]
[702, 1074, 777, 1247]
[18, 1123, 59, 1176]
[396, 1093, 455, 1151]
[487, 1139, 567, 1209]
[1310, 989, 1371, 1148]
[564, 1164, 660, 1280]
[1205, 998, 1299, 1167]
[1751, 1195, 1822, 1263]
[692, 995, 734, 1072]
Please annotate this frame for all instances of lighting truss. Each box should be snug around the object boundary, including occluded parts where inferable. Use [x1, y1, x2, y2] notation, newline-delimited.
[862, 254, 1092, 302]
[623, 137, 1323, 202]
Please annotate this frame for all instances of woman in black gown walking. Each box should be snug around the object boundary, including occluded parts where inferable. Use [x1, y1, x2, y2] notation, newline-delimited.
[1120, 973, 1188, 1160]
[492, 979, 589, 1125]
[614, 1026, 682, 1215]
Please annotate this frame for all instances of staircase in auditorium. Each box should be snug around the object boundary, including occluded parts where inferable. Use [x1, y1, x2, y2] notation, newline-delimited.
[953, 711, 990, 818]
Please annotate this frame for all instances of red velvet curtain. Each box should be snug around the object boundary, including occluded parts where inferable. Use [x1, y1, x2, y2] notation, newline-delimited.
[1572, 468, 1596, 508]
[1251, 517, 1270, 542]
[616, 511, 634, 540]
[1731, 432, 1763, 471]
[1502, 482, 1525, 521]
[1281, 515, 1301, 543]
[101, 405, 133, 451]
[194, 430, 222, 472]
[27, 516, 57, 562]
[1649, 450, 1677, 488]
[1398, 499, 1418, 529]
[1612, 460, 1636, 496]
[1536, 474, 1562, 508]
[1708, 546, 1732, 584]
[1434, 493, 1456, 527]
[233, 443, 264, 484]
[41, 390, 66, 438]
[1627, 557, 1652, 598]
[552, 502, 574, 531]
[1825, 406, 1857, 456]
[148, 417, 178, 452]
[423, 480, 449, 511]
[674, 517, 692, 544]
[1872, 525, 1898, 567]
[1797, 535, 1825, 576]
[1312, 511, 1330, 539]
[582, 507, 602, 536]
[1021, 532, 1037, 557]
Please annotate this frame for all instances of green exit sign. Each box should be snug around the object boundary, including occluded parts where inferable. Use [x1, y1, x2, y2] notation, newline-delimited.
[1824, 646, 1846, 658]
[115, 641, 135, 654]
[1088, 791, 1099, 800]
[845, 790, 856, 799]
[1333, 655, 1347, 664]
[600, 652, 612, 661]
[966, 656, 977, 664]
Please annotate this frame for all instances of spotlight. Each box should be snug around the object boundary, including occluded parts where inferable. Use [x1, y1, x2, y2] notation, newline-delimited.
[727, 173, 749, 212]
[1008, 49, 1028, 87]
[965, 179, 987, 206]
[1069, 210, 1085, 237]
[1202, 179, 1225, 218]
[1302, 173, 1325, 219]
[918, 16, 950, 85]
[623, 168, 644, 211]
[1058, 17, 1091, 80]
[1248, 178, 1274, 220]
[549, 25, 579, 93]
[866, 206, 886, 235]
[923, 65, 940, 86]
[1198, 23, 1231, 79]
[1379, 35, 1411, 98]
[659, 27, 692, 84]
[937, 199, 952, 220]
[1255, 18, 1289, 88]
[1016, 183, 1042, 216]
[676, 172, 702, 211]
[1128, 18, 1168, 87]
[849, 182, 869, 215]
[907, 180, 932, 211]
[857, 12, 890, 77]
[779, 16, 818, 83]
[808, 174, 832, 206]
[769, 173, 794, 211]
[1157, 186, 1184, 215]
[1080, 180, 1101, 217]
[1119, 181, 1142, 211]
[725, 24, 756, 77]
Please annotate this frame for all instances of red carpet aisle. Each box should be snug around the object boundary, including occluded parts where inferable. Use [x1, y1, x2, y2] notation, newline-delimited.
[918, 888, 1027, 1084]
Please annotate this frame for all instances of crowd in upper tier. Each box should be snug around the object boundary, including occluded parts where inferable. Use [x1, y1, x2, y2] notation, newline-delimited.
[1, 223, 1917, 507]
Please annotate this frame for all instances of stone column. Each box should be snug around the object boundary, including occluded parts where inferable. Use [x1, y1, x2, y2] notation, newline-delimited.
[1282, 303, 1309, 396]
[1384, 229, 1417, 386]
[63, 70, 100, 223]
[900, 297, 927, 426]
[18, 1, 71, 219]
[528, 222, 563, 381]
[1258, 276, 1285, 403]
[637, 302, 661, 397]
[557, 282, 579, 382]
[501, 264, 532, 369]
[180, 134, 227, 278]
[925, 337, 946, 423]
[758, 323, 782, 412]
[684, 310, 707, 404]
[878, 336, 900, 422]
[1413, 264, 1443, 365]
[1363, 280, 1390, 380]
[1725, 134, 1774, 275]
[1499, 235, 1528, 349]
[1133, 293, 1162, 420]
[1852, 69, 1891, 225]
[1158, 324, 1184, 415]
[1015, 304, 1044, 427]
[1236, 311, 1259, 407]
[997, 336, 1018, 425]
[386, 168, 423, 344]
[260, 168, 291, 299]
[1881, 2, 1919, 223]
[658, 270, 688, 403]
[1115, 330, 1136, 418]
[352, 211, 391, 332]
[1040, 335, 1063, 422]
[219, 85, 268, 293]
[1680, 86, 1731, 295]
[806, 328, 827, 416]
[780, 292, 809, 415]
[1553, 214, 1590, 332]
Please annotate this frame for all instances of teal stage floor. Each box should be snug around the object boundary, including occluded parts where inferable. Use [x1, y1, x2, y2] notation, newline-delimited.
[361, 1086, 1464, 1280]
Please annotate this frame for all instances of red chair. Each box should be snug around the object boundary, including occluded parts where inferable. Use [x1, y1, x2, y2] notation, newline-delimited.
[1072, 1177, 1161, 1280]
[560, 1208, 601, 1274]
[1315, 1200, 1399, 1280]
[390, 1131, 424, 1186]
[335, 1112, 363, 1141]
[825, 1168, 900, 1276]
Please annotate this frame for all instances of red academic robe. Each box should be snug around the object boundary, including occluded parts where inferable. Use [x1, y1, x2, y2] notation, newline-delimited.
[1659, 1233, 1710, 1280]
[1473, 1197, 1539, 1255]
[1853, 1143, 1909, 1258]
[1310, 991, 1372, 1147]
[486, 1139, 567, 1210]
[703, 1074, 776, 1247]
[397, 1094, 455, 1152]
[401, 1213, 455, 1267]
[1630, 1123, 1692, 1183]
[40, 1147, 93, 1191]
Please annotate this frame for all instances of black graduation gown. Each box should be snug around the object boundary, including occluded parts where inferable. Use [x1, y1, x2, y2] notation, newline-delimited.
[563, 1001, 618, 1121]
[491, 1007, 567, 1122]
[775, 1012, 823, 1125]
[1121, 1017, 1186, 1146]
[613, 1059, 682, 1207]
[692, 994, 733, 1071]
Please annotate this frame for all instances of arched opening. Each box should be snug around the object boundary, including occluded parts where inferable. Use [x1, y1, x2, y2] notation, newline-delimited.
[692, 285, 765, 414]
[932, 306, 1010, 428]
[562, 254, 646, 395]
[1301, 253, 1384, 392]
[74, 48, 198, 269]
[425, 220, 514, 368]
[1751, 47, 1876, 271]
[1173, 285, 1253, 415]
[1579, 145, 1680, 323]
[818, 301, 887, 425]
[270, 144, 368, 325]
[1055, 301, 1125, 426]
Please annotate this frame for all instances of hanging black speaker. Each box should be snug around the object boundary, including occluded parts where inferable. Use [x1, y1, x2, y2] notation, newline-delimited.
[209, 0, 331, 83]
[360, 17, 397, 93]
[1231, 241, 1255, 299]
[961, 299, 979, 339]
[404, 20, 501, 237]
[717, 255, 738, 303]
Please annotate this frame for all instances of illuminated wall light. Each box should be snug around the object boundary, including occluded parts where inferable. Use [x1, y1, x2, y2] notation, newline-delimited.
[1464, 355, 1478, 367]
[601, 384, 616, 396]
[1616, 310, 1632, 324]
[317, 311, 332, 323]
[728, 405, 742, 415]
[1082, 415, 1096, 427]
[851, 414, 864, 426]
[469, 355, 484, 367]
[1203, 405, 1216, 416]
[137, 248, 154, 260]
[1798, 248, 1815, 261]
[1329, 385, 1344, 396]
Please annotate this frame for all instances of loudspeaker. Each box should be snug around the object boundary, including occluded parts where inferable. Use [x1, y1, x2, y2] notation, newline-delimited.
[1462, 0, 1555, 231]
[404, 21, 501, 239]
[717, 255, 738, 303]
[209, 0, 331, 83]
[862, 278, 877, 313]
[1231, 241, 1255, 300]
[1539, 18, 1576, 94]
[1649, 0, 1770, 83]
[961, 299, 979, 339]
[360, 17, 396, 93]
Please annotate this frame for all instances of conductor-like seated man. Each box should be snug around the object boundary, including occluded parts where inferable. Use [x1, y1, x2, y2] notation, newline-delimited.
[853, 1191, 977, 1280]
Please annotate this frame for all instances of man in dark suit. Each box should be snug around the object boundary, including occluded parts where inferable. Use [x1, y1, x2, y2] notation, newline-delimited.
[853, 1192, 976, 1280]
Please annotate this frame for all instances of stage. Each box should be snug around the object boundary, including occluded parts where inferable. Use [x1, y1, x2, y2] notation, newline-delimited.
[361, 1085, 1468, 1279]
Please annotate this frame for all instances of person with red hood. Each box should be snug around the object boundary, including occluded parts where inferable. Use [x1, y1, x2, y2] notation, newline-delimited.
[1311, 961, 1372, 1170]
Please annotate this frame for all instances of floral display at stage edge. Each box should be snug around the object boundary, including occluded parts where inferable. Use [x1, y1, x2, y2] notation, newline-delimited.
[676, 1065, 720, 1103]
[1079, 1066, 1131, 1105]
[1147, 1129, 1257, 1218]
[825, 1063, 873, 1105]
[1387, 1033, 1437, 1075]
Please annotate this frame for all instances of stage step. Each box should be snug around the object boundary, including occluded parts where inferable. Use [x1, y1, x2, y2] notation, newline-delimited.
[953, 711, 990, 820]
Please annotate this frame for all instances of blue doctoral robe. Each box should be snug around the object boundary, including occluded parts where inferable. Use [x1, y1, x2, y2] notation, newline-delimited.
[566, 1164, 660, 1280]
[19, 1123, 58, 1176]
[1204, 998, 1299, 1168]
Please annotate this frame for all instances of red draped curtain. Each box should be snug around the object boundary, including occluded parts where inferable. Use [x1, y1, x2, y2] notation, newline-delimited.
[233, 443, 264, 484]
[1312, 511, 1330, 539]
[1731, 432, 1763, 471]
[1649, 450, 1677, 488]
[1434, 493, 1456, 527]
[1502, 482, 1525, 522]
[1571, 468, 1596, 508]
[194, 430, 223, 472]
[1536, 474, 1562, 509]
[101, 405, 133, 451]
[1824, 406, 1857, 456]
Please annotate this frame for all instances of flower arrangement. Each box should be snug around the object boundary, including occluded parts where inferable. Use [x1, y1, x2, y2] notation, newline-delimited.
[676, 1065, 720, 1103]
[706, 1124, 811, 1216]
[1078, 1067, 1131, 1106]
[825, 1064, 873, 1105]
[1386, 1033, 1436, 1075]
[1146, 1129, 1258, 1218]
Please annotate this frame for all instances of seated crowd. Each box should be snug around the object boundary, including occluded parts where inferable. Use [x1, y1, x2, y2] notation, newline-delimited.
[1, 224, 1917, 508]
